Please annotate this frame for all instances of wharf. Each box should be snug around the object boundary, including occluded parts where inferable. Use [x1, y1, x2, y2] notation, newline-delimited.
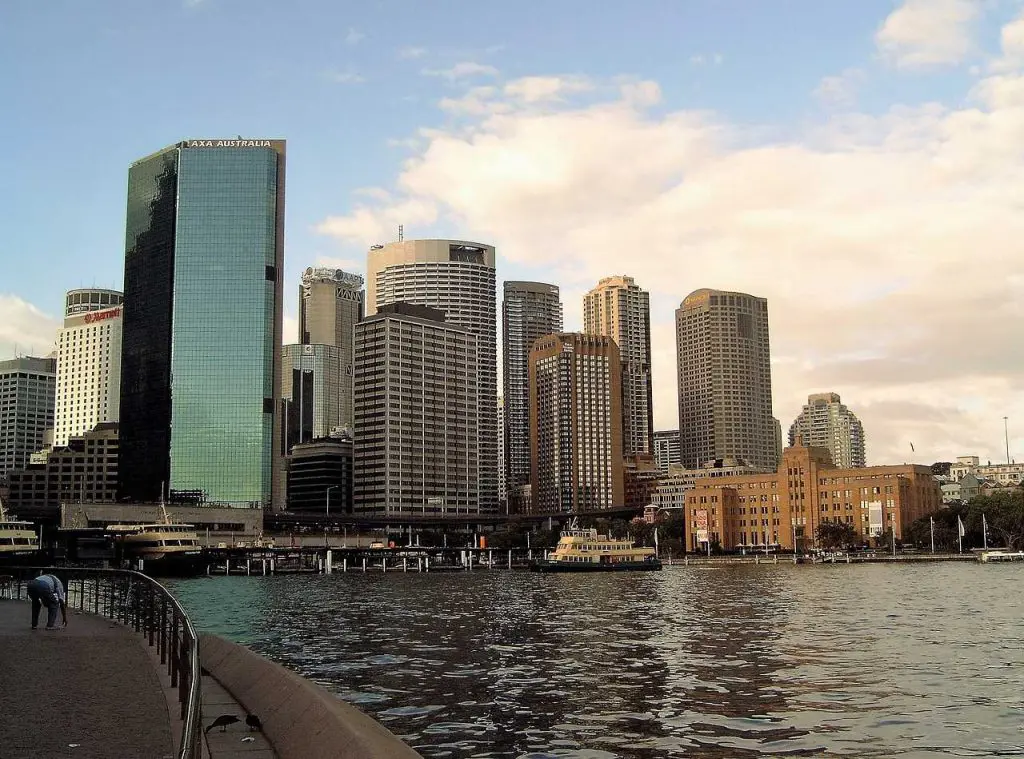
[672, 552, 980, 566]
[201, 545, 535, 575]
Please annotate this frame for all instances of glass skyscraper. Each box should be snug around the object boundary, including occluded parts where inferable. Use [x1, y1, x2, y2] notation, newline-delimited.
[119, 139, 285, 507]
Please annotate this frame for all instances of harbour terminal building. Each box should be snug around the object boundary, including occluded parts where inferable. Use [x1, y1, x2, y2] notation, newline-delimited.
[684, 441, 941, 551]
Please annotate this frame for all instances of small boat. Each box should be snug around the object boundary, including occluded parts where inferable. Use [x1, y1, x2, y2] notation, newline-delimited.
[0, 496, 40, 556]
[531, 520, 662, 572]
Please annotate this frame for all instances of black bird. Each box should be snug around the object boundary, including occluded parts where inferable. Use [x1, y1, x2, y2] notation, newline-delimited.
[246, 714, 263, 732]
[205, 714, 240, 733]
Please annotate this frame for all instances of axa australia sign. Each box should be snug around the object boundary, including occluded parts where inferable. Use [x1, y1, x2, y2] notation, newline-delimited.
[185, 139, 275, 149]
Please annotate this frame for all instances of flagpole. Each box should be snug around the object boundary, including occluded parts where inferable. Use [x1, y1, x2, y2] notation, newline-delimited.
[929, 516, 934, 554]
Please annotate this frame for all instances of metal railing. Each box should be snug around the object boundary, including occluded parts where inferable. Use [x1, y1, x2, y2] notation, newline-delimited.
[1, 567, 202, 759]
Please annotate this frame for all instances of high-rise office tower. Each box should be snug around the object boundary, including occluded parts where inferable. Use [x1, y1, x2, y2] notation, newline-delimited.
[502, 281, 562, 501]
[653, 430, 682, 473]
[366, 239, 497, 513]
[353, 303, 480, 516]
[676, 289, 776, 470]
[281, 344, 346, 448]
[0, 357, 56, 477]
[583, 275, 653, 457]
[54, 289, 124, 447]
[119, 138, 285, 507]
[298, 267, 363, 428]
[789, 393, 866, 468]
[529, 333, 624, 514]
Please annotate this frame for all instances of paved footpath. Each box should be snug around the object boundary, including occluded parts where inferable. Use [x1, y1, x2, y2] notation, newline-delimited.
[0, 599, 174, 759]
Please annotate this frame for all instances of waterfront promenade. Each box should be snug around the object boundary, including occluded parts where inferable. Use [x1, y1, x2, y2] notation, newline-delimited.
[0, 598, 278, 759]
[0, 599, 174, 759]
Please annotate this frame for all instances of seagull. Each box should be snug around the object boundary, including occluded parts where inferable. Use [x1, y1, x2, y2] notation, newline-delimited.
[205, 715, 240, 733]
[246, 714, 263, 732]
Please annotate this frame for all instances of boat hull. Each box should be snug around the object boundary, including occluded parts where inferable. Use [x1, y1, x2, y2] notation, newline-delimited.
[132, 551, 206, 578]
[531, 559, 662, 573]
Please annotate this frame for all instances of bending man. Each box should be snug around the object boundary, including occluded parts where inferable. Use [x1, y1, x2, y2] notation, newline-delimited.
[27, 573, 67, 630]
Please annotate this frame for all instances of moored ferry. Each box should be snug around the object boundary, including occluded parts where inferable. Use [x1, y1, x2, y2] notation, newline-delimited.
[106, 516, 203, 576]
[0, 498, 40, 556]
[531, 522, 662, 572]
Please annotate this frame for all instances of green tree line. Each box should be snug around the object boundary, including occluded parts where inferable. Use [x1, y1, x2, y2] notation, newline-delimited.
[903, 490, 1024, 551]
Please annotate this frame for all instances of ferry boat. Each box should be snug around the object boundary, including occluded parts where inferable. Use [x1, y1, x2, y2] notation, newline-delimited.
[531, 521, 662, 572]
[979, 549, 1024, 563]
[107, 505, 203, 576]
[0, 497, 40, 557]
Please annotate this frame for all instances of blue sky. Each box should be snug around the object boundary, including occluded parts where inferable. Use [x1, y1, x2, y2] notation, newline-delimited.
[3, 0, 1024, 464]
[0, 0, 976, 311]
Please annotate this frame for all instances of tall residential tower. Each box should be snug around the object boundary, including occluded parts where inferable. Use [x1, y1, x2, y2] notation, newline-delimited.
[529, 333, 624, 513]
[676, 289, 776, 470]
[583, 276, 653, 457]
[118, 138, 285, 507]
[366, 239, 498, 513]
[788, 393, 866, 468]
[502, 281, 562, 505]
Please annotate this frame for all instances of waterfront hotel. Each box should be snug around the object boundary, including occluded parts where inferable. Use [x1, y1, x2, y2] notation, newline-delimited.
[684, 441, 942, 551]
[54, 288, 124, 447]
[118, 139, 286, 508]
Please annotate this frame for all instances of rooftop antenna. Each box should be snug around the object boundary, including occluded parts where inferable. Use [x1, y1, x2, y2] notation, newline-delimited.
[398, 224, 404, 242]
[1004, 416, 1010, 465]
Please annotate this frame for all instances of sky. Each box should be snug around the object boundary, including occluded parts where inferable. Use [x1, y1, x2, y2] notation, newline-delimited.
[2, 0, 1024, 467]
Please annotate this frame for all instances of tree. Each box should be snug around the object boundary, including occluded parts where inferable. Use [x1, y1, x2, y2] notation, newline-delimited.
[931, 462, 952, 477]
[815, 520, 858, 549]
[903, 493, 1024, 552]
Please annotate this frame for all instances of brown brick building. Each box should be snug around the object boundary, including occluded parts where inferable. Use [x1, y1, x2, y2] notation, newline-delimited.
[684, 442, 941, 551]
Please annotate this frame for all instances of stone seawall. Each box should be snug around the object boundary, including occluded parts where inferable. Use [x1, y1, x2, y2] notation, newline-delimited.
[200, 634, 422, 759]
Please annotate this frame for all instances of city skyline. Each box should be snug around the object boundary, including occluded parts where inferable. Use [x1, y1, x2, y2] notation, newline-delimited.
[3, 1, 1024, 466]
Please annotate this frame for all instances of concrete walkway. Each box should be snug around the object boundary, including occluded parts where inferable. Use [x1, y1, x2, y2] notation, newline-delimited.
[0, 599, 174, 759]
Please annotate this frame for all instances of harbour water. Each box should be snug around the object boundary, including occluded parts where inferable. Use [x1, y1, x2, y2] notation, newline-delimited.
[169, 563, 1024, 758]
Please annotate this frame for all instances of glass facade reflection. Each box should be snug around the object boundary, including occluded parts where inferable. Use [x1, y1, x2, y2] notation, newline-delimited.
[119, 140, 285, 507]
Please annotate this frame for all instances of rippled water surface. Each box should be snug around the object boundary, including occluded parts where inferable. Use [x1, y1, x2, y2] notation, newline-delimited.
[169, 563, 1024, 758]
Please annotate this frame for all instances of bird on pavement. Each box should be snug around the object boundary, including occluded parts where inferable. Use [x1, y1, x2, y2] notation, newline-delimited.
[205, 714, 240, 733]
[246, 714, 263, 732]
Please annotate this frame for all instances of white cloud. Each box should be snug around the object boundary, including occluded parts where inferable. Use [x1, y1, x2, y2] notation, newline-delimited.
[399, 46, 428, 59]
[875, 0, 979, 68]
[422, 62, 499, 81]
[504, 75, 593, 103]
[689, 53, 724, 67]
[327, 70, 365, 84]
[0, 295, 58, 359]
[282, 313, 299, 346]
[345, 28, 365, 45]
[814, 68, 866, 108]
[314, 256, 364, 273]
[317, 68, 1024, 465]
[991, 8, 1024, 72]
